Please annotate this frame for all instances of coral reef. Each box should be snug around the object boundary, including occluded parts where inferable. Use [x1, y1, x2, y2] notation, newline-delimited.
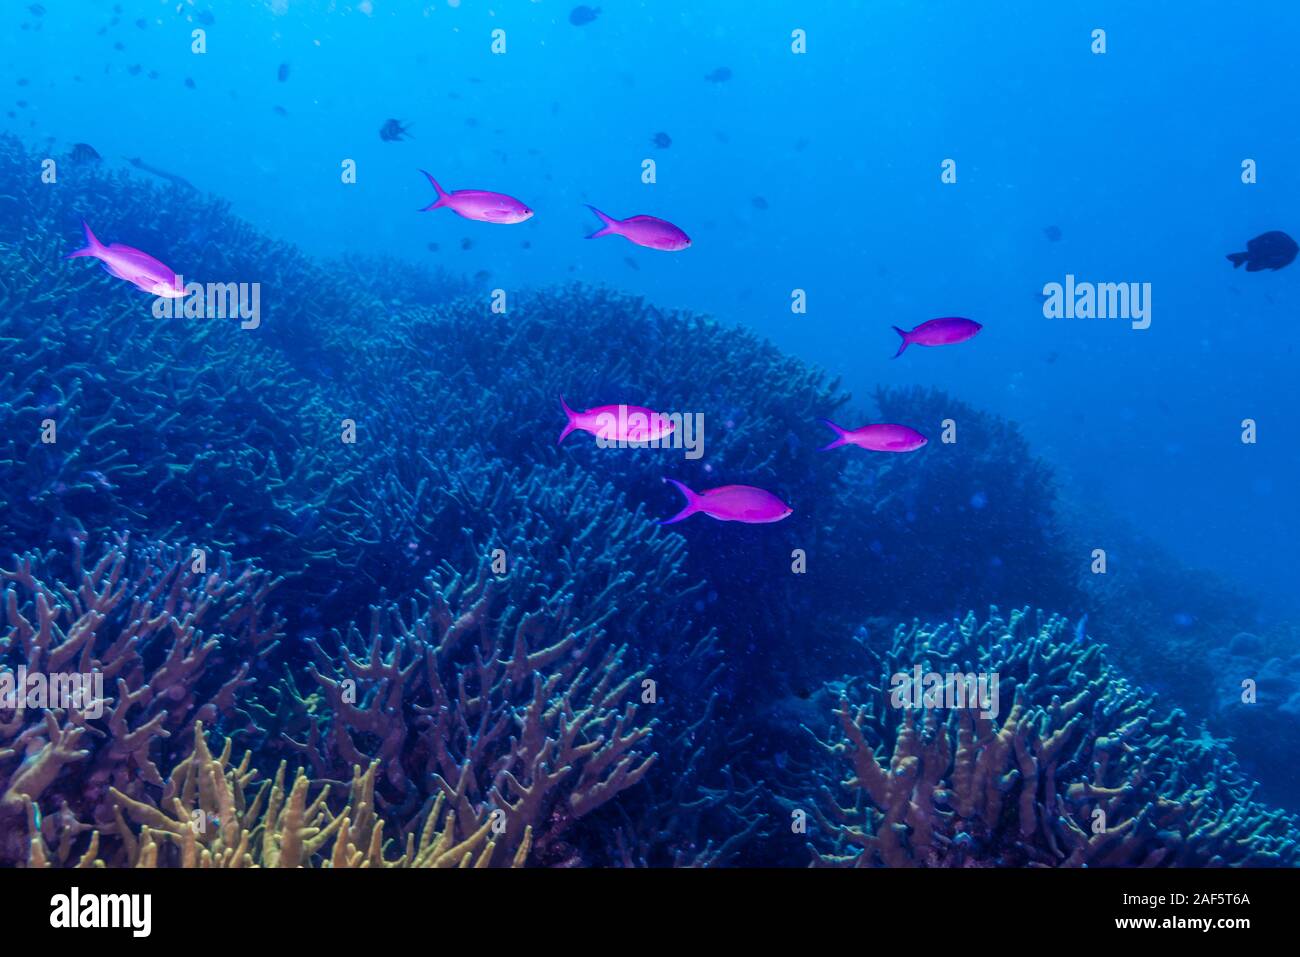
[253, 529, 663, 861]
[1205, 632, 1300, 808]
[0, 133, 857, 865]
[787, 608, 1300, 867]
[338, 281, 857, 699]
[26, 723, 524, 868]
[1071, 508, 1300, 810]
[862, 386, 1079, 618]
[0, 535, 282, 865]
[1, 527, 676, 867]
[3, 132, 1296, 868]
[0, 134, 1082, 697]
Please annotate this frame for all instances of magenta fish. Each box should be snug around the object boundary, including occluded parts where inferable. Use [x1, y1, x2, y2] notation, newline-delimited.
[557, 396, 676, 445]
[418, 170, 533, 223]
[584, 205, 691, 251]
[891, 317, 981, 357]
[661, 478, 792, 525]
[818, 419, 927, 453]
[65, 220, 183, 297]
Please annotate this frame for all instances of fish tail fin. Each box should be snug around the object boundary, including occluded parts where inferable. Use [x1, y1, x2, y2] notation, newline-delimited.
[1227, 251, 1248, 268]
[584, 204, 617, 239]
[65, 219, 104, 259]
[557, 395, 579, 444]
[418, 170, 448, 211]
[817, 418, 849, 451]
[659, 477, 700, 525]
[891, 326, 910, 358]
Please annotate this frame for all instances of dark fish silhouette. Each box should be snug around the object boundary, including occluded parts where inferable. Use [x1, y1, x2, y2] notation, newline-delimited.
[379, 118, 410, 141]
[1227, 231, 1297, 272]
[1043, 224, 1062, 242]
[184, 77, 195, 89]
[705, 67, 732, 83]
[751, 196, 768, 210]
[272, 105, 288, 117]
[127, 156, 197, 193]
[569, 5, 600, 25]
[68, 143, 101, 164]
[277, 62, 290, 82]
[651, 131, 672, 149]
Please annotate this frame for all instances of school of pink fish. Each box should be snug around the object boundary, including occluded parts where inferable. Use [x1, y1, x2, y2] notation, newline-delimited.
[68, 164, 981, 528]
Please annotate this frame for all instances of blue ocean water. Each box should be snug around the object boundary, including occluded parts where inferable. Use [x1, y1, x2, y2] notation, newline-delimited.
[1, 1, 1298, 870]
[8, 1, 1295, 611]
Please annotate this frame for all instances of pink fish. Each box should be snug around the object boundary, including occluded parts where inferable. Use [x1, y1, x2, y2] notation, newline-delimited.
[892, 317, 982, 357]
[65, 220, 183, 297]
[818, 419, 927, 452]
[661, 478, 792, 525]
[557, 396, 676, 445]
[584, 205, 690, 251]
[418, 170, 533, 223]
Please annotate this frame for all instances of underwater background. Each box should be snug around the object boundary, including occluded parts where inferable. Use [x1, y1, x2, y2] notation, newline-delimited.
[1, 0, 1298, 868]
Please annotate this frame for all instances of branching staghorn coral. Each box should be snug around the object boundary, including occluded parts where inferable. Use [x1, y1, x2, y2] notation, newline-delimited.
[0, 516, 730, 867]
[26, 723, 524, 868]
[604, 685, 770, 868]
[247, 472, 675, 864]
[229, 446, 773, 866]
[307, 563, 656, 858]
[0, 535, 283, 865]
[790, 608, 1300, 867]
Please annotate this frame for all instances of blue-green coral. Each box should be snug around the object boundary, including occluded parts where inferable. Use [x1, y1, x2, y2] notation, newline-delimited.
[790, 609, 1299, 867]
